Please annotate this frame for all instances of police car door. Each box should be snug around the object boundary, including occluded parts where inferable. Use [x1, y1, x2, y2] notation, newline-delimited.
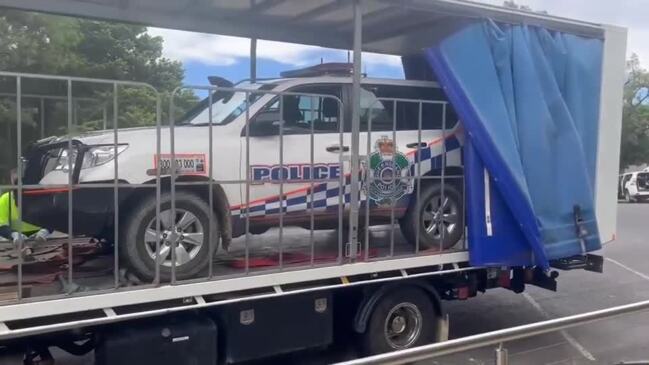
[359, 84, 459, 219]
[243, 84, 346, 224]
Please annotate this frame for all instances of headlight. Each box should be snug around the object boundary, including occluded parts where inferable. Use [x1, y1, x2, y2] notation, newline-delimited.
[55, 145, 128, 171]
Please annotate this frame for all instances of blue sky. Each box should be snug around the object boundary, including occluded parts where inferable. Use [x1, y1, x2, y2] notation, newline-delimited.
[181, 57, 405, 87]
[147, 28, 405, 87]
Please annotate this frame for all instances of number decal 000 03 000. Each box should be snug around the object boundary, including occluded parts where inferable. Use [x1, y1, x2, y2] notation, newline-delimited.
[155, 154, 207, 176]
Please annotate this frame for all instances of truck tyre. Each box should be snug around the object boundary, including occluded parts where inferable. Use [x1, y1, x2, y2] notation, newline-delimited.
[400, 183, 463, 250]
[361, 287, 437, 355]
[120, 191, 218, 281]
[625, 189, 634, 203]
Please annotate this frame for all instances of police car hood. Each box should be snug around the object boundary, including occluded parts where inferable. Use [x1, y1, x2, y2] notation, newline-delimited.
[56, 125, 199, 145]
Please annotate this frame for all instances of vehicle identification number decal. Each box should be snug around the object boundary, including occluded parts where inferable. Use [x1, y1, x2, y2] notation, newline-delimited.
[153, 154, 207, 176]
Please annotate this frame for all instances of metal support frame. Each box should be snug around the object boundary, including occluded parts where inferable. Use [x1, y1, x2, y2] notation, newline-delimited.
[348, 0, 362, 259]
[494, 343, 508, 365]
[250, 38, 257, 83]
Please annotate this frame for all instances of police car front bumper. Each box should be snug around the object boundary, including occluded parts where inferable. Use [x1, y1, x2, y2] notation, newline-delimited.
[21, 185, 135, 237]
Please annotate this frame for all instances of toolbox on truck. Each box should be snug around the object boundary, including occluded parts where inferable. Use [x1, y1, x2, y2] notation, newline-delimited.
[216, 291, 333, 364]
[95, 314, 217, 365]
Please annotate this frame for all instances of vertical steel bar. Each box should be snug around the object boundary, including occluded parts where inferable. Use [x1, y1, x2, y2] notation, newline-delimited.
[73, 100, 78, 128]
[67, 79, 73, 293]
[244, 91, 251, 274]
[390, 100, 397, 257]
[364, 102, 373, 261]
[337, 97, 344, 264]
[495, 344, 509, 365]
[112, 84, 119, 288]
[170, 92, 177, 284]
[208, 89, 215, 279]
[440, 103, 447, 253]
[415, 102, 423, 254]
[278, 94, 284, 270]
[250, 38, 257, 84]
[309, 96, 316, 267]
[39, 98, 45, 138]
[348, 0, 363, 260]
[154, 90, 162, 285]
[103, 105, 108, 130]
[15, 76, 23, 300]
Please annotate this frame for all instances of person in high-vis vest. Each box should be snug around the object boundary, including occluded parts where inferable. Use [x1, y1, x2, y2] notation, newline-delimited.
[0, 170, 50, 248]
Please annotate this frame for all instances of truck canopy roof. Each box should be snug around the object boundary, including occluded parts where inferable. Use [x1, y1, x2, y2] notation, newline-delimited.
[0, 0, 607, 57]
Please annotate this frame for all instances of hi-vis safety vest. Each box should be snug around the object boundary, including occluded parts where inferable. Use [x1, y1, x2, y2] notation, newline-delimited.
[0, 192, 41, 234]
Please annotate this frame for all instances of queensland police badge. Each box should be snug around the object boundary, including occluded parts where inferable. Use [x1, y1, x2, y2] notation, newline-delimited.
[362, 136, 413, 206]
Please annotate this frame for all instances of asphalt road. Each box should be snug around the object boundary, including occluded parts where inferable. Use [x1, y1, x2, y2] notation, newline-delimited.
[434, 202, 649, 365]
[2, 203, 648, 364]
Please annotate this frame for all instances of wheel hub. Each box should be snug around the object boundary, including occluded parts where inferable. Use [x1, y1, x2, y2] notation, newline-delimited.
[143, 209, 205, 267]
[391, 316, 407, 334]
[422, 194, 459, 241]
[384, 302, 423, 350]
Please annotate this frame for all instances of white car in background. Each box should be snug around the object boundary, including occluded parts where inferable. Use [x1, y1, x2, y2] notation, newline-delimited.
[19, 64, 464, 281]
[619, 171, 649, 202]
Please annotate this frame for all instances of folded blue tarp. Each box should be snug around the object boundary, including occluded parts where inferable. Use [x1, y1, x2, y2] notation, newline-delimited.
[421, 20, 604, 269]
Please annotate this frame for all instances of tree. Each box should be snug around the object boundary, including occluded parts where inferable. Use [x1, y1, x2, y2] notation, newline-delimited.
[0, 9, 198, 180]
[0, 9, 197, 132]
[620, 54, 649, 171]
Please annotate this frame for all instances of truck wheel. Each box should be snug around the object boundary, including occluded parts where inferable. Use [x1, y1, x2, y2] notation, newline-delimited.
[400, 183, 463, 250]
[625, 190, 634, 203]
[361, 287, 437, 355]
[120, 191, 218, 281]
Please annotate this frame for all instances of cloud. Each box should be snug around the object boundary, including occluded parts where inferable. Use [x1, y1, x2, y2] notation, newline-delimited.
[148, 27, 402, 70]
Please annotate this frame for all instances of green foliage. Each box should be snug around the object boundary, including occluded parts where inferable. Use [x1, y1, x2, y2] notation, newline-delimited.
[0, 9, 198, 178]
[620, 54, 649, 171]
[0, 9, 197, 134]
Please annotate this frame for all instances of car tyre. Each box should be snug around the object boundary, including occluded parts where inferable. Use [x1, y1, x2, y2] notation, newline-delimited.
[120, 191, 218, 282]
[625, 190, 634, 203]
[399, 183, 464, 251]
[361, 286, 437, 355]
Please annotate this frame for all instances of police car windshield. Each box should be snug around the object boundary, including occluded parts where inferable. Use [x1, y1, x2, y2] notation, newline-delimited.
[183, 82, 275, 126]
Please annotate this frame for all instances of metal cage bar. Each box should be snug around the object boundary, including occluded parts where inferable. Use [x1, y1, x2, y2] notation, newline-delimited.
[0, 73, 468, 314]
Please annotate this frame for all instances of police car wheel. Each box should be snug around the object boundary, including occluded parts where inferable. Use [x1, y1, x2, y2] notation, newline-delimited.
[400, 183, 463, 251]
[120, 191, 218, 281]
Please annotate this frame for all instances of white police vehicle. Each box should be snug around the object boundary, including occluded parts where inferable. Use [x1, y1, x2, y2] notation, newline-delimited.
[21, 64, 464, 280]
[618, 170, 649, 202]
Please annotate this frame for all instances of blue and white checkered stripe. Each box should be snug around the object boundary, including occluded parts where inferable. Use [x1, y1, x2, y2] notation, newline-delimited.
[232, 134, 463, 218]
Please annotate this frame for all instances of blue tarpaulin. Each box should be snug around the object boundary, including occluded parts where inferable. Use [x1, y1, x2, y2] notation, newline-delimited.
[421, 20, 604, 269]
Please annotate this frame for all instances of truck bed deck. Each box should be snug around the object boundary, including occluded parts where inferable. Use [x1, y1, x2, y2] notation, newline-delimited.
[0, 227, 469, 340]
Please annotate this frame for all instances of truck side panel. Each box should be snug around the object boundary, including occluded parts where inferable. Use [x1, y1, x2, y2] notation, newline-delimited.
[596, 25, 627, 243]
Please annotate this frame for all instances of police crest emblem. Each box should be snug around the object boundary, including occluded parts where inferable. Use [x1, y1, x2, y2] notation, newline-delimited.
[362, 136, 413, 206]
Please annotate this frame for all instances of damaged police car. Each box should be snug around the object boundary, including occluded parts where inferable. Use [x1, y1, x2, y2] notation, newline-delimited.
[20, 64, 464, 280]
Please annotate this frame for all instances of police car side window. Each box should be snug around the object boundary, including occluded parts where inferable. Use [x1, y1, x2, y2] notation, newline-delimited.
[360, 87, 393, 132]
[360, 85, 458, 132]
[248, 85, 341, 136]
